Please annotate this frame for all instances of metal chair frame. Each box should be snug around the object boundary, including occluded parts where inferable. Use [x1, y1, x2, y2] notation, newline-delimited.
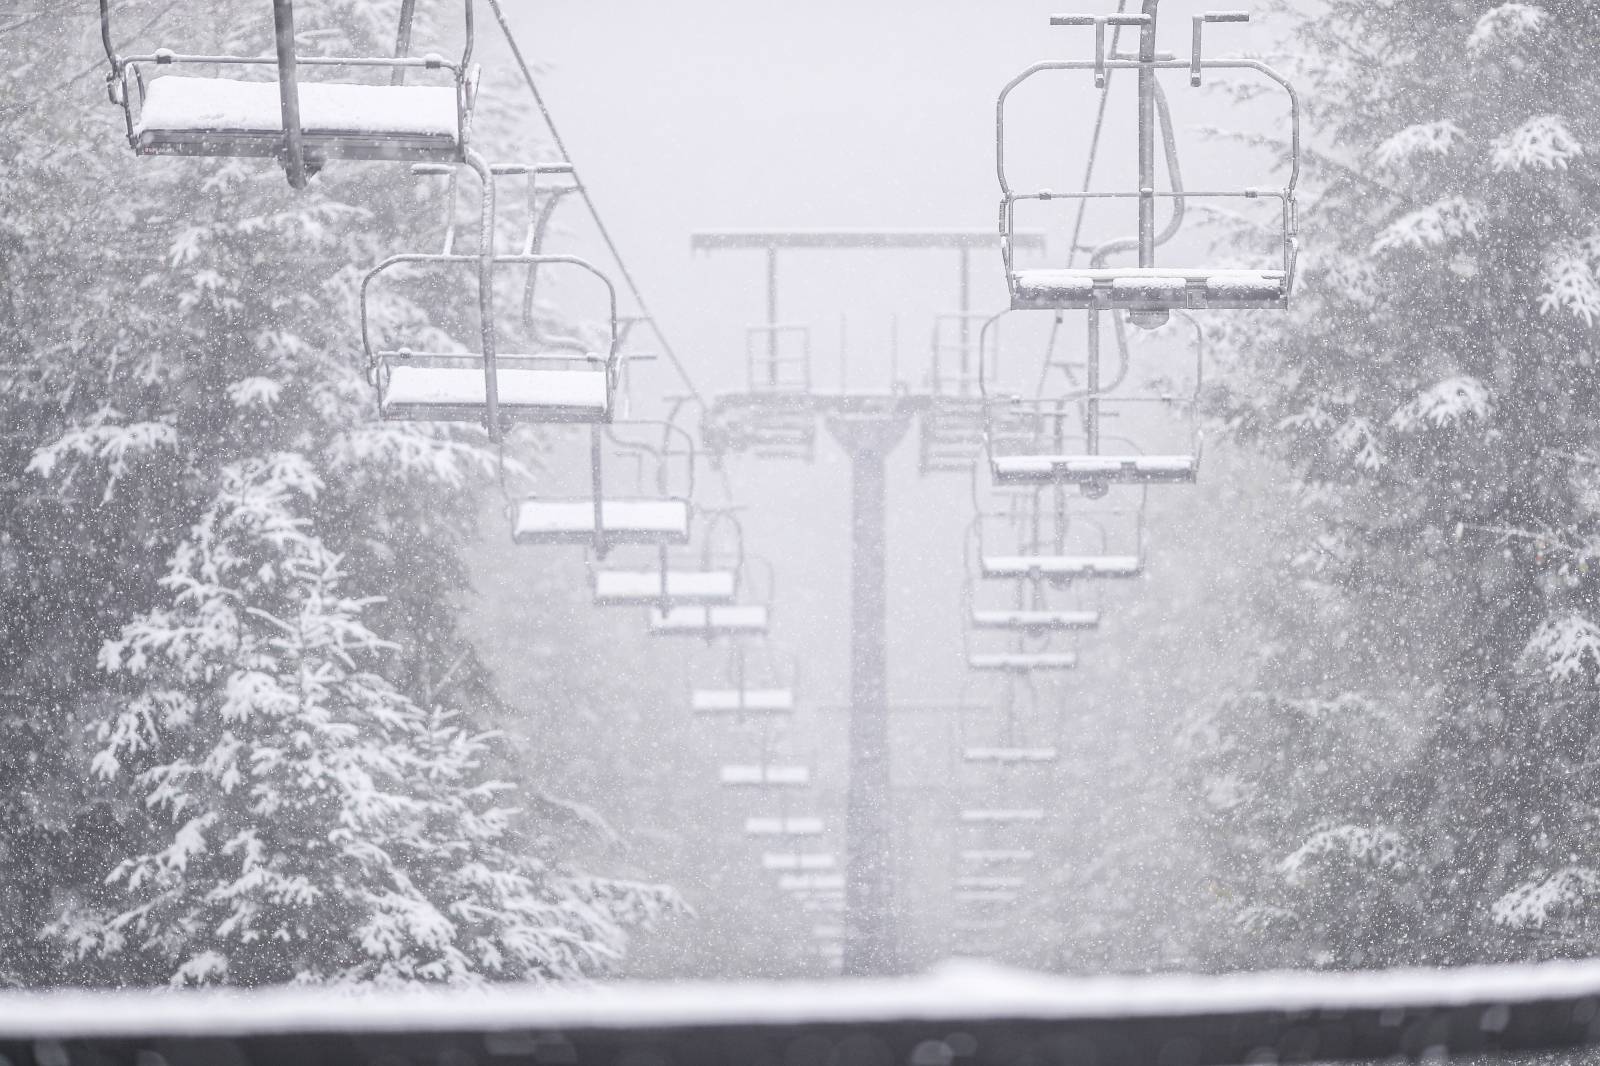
[996, 15, 1301, 314]
[590, 508, 746, 611]
[513, 419, 696, 558]
[978, 305, 1205, 498]
[360, 163, 622, 439]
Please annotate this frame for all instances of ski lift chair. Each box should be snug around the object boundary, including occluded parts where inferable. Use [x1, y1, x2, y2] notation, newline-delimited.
[99, 0, 480, 188]
[777, 873, 844, 893]
[801, 897, 845, 915]
[591, 509, 745, 609]
[762, 852, 837, 872]
[968, 651, 1078, 673]
[689, 640, 799, 717]
[960, 849, 1036, 865]
[995, 14, 1301, 319]
[361, 164, 622, 439]
[982, 312, 1204, 496]
[648, 554, 778, 637]
[720, 764, 811, 788]
[513, 420, 695, 558]
[955, 678, 1061, 772]
[920, 311, 1006, 475]
[699, 325, 817, 464]
[965, 563, 1102, 634]
[959, 808, 1045, 825]
[973, 486, 1148, 583]
[962, 523, 1095, 674]
[745, 816, 825, 838]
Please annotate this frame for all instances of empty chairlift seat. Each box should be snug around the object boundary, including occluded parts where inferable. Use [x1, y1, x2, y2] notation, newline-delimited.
[779, 873, 845, 893]
[1010, 267, 1289, 313]
[649, 604, 770, 637]
[761, 853, 837, 871]
[954, 888, 1021, 905]
[376, 354, 611, 425]
[131, 76, 467, 164]
[745, 816, 824, 837]
[960, 809, 1046, 824]
[956, 876, 1026, 890]
[990, 452, 1197, 486]
[981, 554, 1142, 580]
[960, 849, 1036, 864]
[968, 652, 1078, 673]
[691, 688, 795, 715]
[592, 568, 738, 606]
[970, 608, 1100, 632]
[963, 747, 1060, 764]
[513, 497, 691, 546]
[720, 764, 810, 787]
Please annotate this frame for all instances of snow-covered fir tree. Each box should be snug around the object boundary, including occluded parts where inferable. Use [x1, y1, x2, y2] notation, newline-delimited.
[1191, 0, 1600, 967]
[54, 457, 674, 986]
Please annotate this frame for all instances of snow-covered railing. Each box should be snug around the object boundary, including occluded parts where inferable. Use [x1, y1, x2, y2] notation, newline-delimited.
[7, 959, 1600, 1065]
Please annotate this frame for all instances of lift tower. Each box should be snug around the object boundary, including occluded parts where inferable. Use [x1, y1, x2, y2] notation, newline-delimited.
[693, 229, 1044, 975]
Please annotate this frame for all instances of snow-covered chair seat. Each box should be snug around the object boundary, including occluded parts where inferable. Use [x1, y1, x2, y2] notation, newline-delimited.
[746, 816, 824, 837]
[981, 554, 1142, 580]
[377, 355, 610, 424]
[960, 849, 1035, 863]
[132, 76, 464, 161]
[990, 452, 1197, 485]
[803, 898, 845, 913]
[956, 876, 1026, 890]
[648, 604, 769, 637]
[968, 652, 1078, 672]
[954, 888, 1020, 904]
[1010, 267, 1289, 311]
[960, 809, 1045, 824]
[592, 568, 737, 606]
[691, 688, 795, 714]
[512, 497, 690, 546]
[962, 746, 1060, 763]
[970, 608, 1100, 632]
[719, 764, 810, 787]
[761, 852, 837, 871]
[778, 873, 844, 893]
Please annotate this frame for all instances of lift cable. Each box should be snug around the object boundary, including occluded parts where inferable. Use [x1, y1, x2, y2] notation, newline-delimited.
[483, 0, 705, 410]
[1030, 0, 1125, 403]
[1062, 0, 1128, 271]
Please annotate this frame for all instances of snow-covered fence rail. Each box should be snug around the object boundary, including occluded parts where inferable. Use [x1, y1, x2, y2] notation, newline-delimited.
[4, 960, 1600, 1066]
